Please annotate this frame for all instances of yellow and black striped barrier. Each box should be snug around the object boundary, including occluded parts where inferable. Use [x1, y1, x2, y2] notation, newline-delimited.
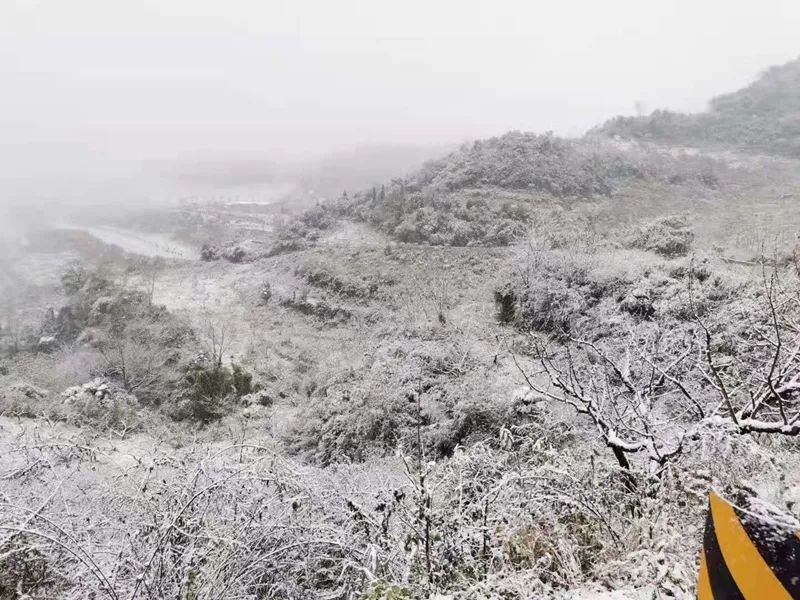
[697, 491, 800, 599]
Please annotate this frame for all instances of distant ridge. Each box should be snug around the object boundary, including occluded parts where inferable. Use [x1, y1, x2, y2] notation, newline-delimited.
[594, 57, 800, 157]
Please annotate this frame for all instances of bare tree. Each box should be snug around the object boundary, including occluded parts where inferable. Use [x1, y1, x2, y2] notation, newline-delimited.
[430, 279, 450, 325]
[142, 257, 164, 308]
[98, 331, 163, 396]
[697, 264, 800, 435]
[0, 303, 24, 357]
[516, 324, 699, 489]
[199, 316, 232, 367]
[515, 262, 800, 497]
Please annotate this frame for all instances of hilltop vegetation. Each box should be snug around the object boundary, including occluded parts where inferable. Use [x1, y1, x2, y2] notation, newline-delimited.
[325, 132, 721, 247]
[595, 57, 800, 157]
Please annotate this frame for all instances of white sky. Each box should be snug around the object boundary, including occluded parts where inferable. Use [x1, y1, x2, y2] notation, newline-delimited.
[1, 0, 799, 190]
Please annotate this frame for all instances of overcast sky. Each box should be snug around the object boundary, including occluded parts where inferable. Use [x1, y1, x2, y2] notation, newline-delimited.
[2, 0, 800, 197]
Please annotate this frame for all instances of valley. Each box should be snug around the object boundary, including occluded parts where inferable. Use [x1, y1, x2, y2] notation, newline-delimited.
[3, 58, 800, 600]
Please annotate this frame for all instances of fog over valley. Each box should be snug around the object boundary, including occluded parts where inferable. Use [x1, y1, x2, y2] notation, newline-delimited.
[2, 2, 800, 599]
[3, 0, 800, 215]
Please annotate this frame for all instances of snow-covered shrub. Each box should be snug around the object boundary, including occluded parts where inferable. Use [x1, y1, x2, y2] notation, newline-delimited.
[494, 288, 517, 324]
[55, 377, 142, 430]
[171, 361, 256, 423]
[519, 278, 589, 333]
[259, 281, 273, 303]
[630, 215, 694, 257]
[619, 280, 655, 318]
[296, 258, 379, 299]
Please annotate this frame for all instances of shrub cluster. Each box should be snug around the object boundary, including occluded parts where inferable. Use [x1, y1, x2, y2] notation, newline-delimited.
[279, 205, 335, 242]
[171, 360, 257, 423]
[323, 132, 721, 247]
[296, 263, 376, 299]
[629, 215, 695, 257]
[285, 340, 519, 465]
[507, 241, 751, 339]
[279, 292, 353, 323]
[3, 265, 267, 427]
[2, 411, 764, 599]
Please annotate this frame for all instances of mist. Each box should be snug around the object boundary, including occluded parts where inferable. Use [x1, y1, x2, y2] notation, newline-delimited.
[2, 0, 800, 214]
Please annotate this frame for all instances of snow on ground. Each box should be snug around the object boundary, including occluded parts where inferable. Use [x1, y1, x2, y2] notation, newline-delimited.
[56, 224, 197, 259]
[554, 588, 655, 600]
